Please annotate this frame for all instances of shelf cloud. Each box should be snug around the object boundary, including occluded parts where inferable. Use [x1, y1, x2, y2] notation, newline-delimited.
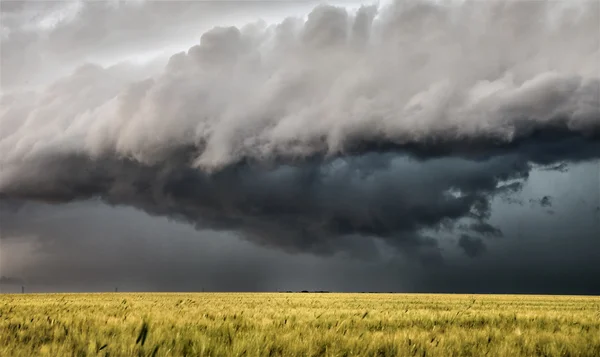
[1, 0, 599, 292]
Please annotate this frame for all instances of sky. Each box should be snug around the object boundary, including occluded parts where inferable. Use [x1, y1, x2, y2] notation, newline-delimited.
[0, 0, 599, 294]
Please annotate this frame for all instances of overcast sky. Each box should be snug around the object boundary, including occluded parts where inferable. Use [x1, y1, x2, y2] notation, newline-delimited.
[1, 0, 599, 294]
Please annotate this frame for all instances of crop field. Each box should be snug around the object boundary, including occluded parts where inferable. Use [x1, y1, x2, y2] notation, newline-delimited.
[0, 293, 599, 357]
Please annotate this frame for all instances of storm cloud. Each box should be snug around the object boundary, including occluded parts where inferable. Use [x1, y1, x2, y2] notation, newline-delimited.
[2, 164, 599, 294]
[1, 0, 599, 293]
[0, 0, 326, 89]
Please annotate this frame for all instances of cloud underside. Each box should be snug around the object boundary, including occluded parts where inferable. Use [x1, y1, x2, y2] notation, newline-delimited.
[1, 1, 599, 260]
[2, 138, 598, 260]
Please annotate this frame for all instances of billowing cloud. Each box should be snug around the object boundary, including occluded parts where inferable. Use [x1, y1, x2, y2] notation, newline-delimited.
[0, 0, 327, 89]
[1, 1, 599, 266]
[0, 152, 532, 260]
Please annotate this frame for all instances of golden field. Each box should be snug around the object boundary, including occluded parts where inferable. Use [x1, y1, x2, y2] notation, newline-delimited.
[1, 293, 599, 357]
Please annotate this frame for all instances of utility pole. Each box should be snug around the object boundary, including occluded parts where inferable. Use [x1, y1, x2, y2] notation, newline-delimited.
[21, 286, 24, 294]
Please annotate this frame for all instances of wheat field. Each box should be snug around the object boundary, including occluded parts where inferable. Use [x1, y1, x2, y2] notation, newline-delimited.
[0, 293, 599, 357]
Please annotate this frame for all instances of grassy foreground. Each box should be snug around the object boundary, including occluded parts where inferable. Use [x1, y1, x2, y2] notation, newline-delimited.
[0, 293, 599, 357]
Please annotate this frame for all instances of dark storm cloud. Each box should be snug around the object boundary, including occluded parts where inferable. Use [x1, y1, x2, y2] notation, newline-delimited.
[1, 0, 599, 261]
[0, 143, 596, 261]
[1, 168, 599, 294]
[0, 151, 530, 259]
[1, 0, 599, 297]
